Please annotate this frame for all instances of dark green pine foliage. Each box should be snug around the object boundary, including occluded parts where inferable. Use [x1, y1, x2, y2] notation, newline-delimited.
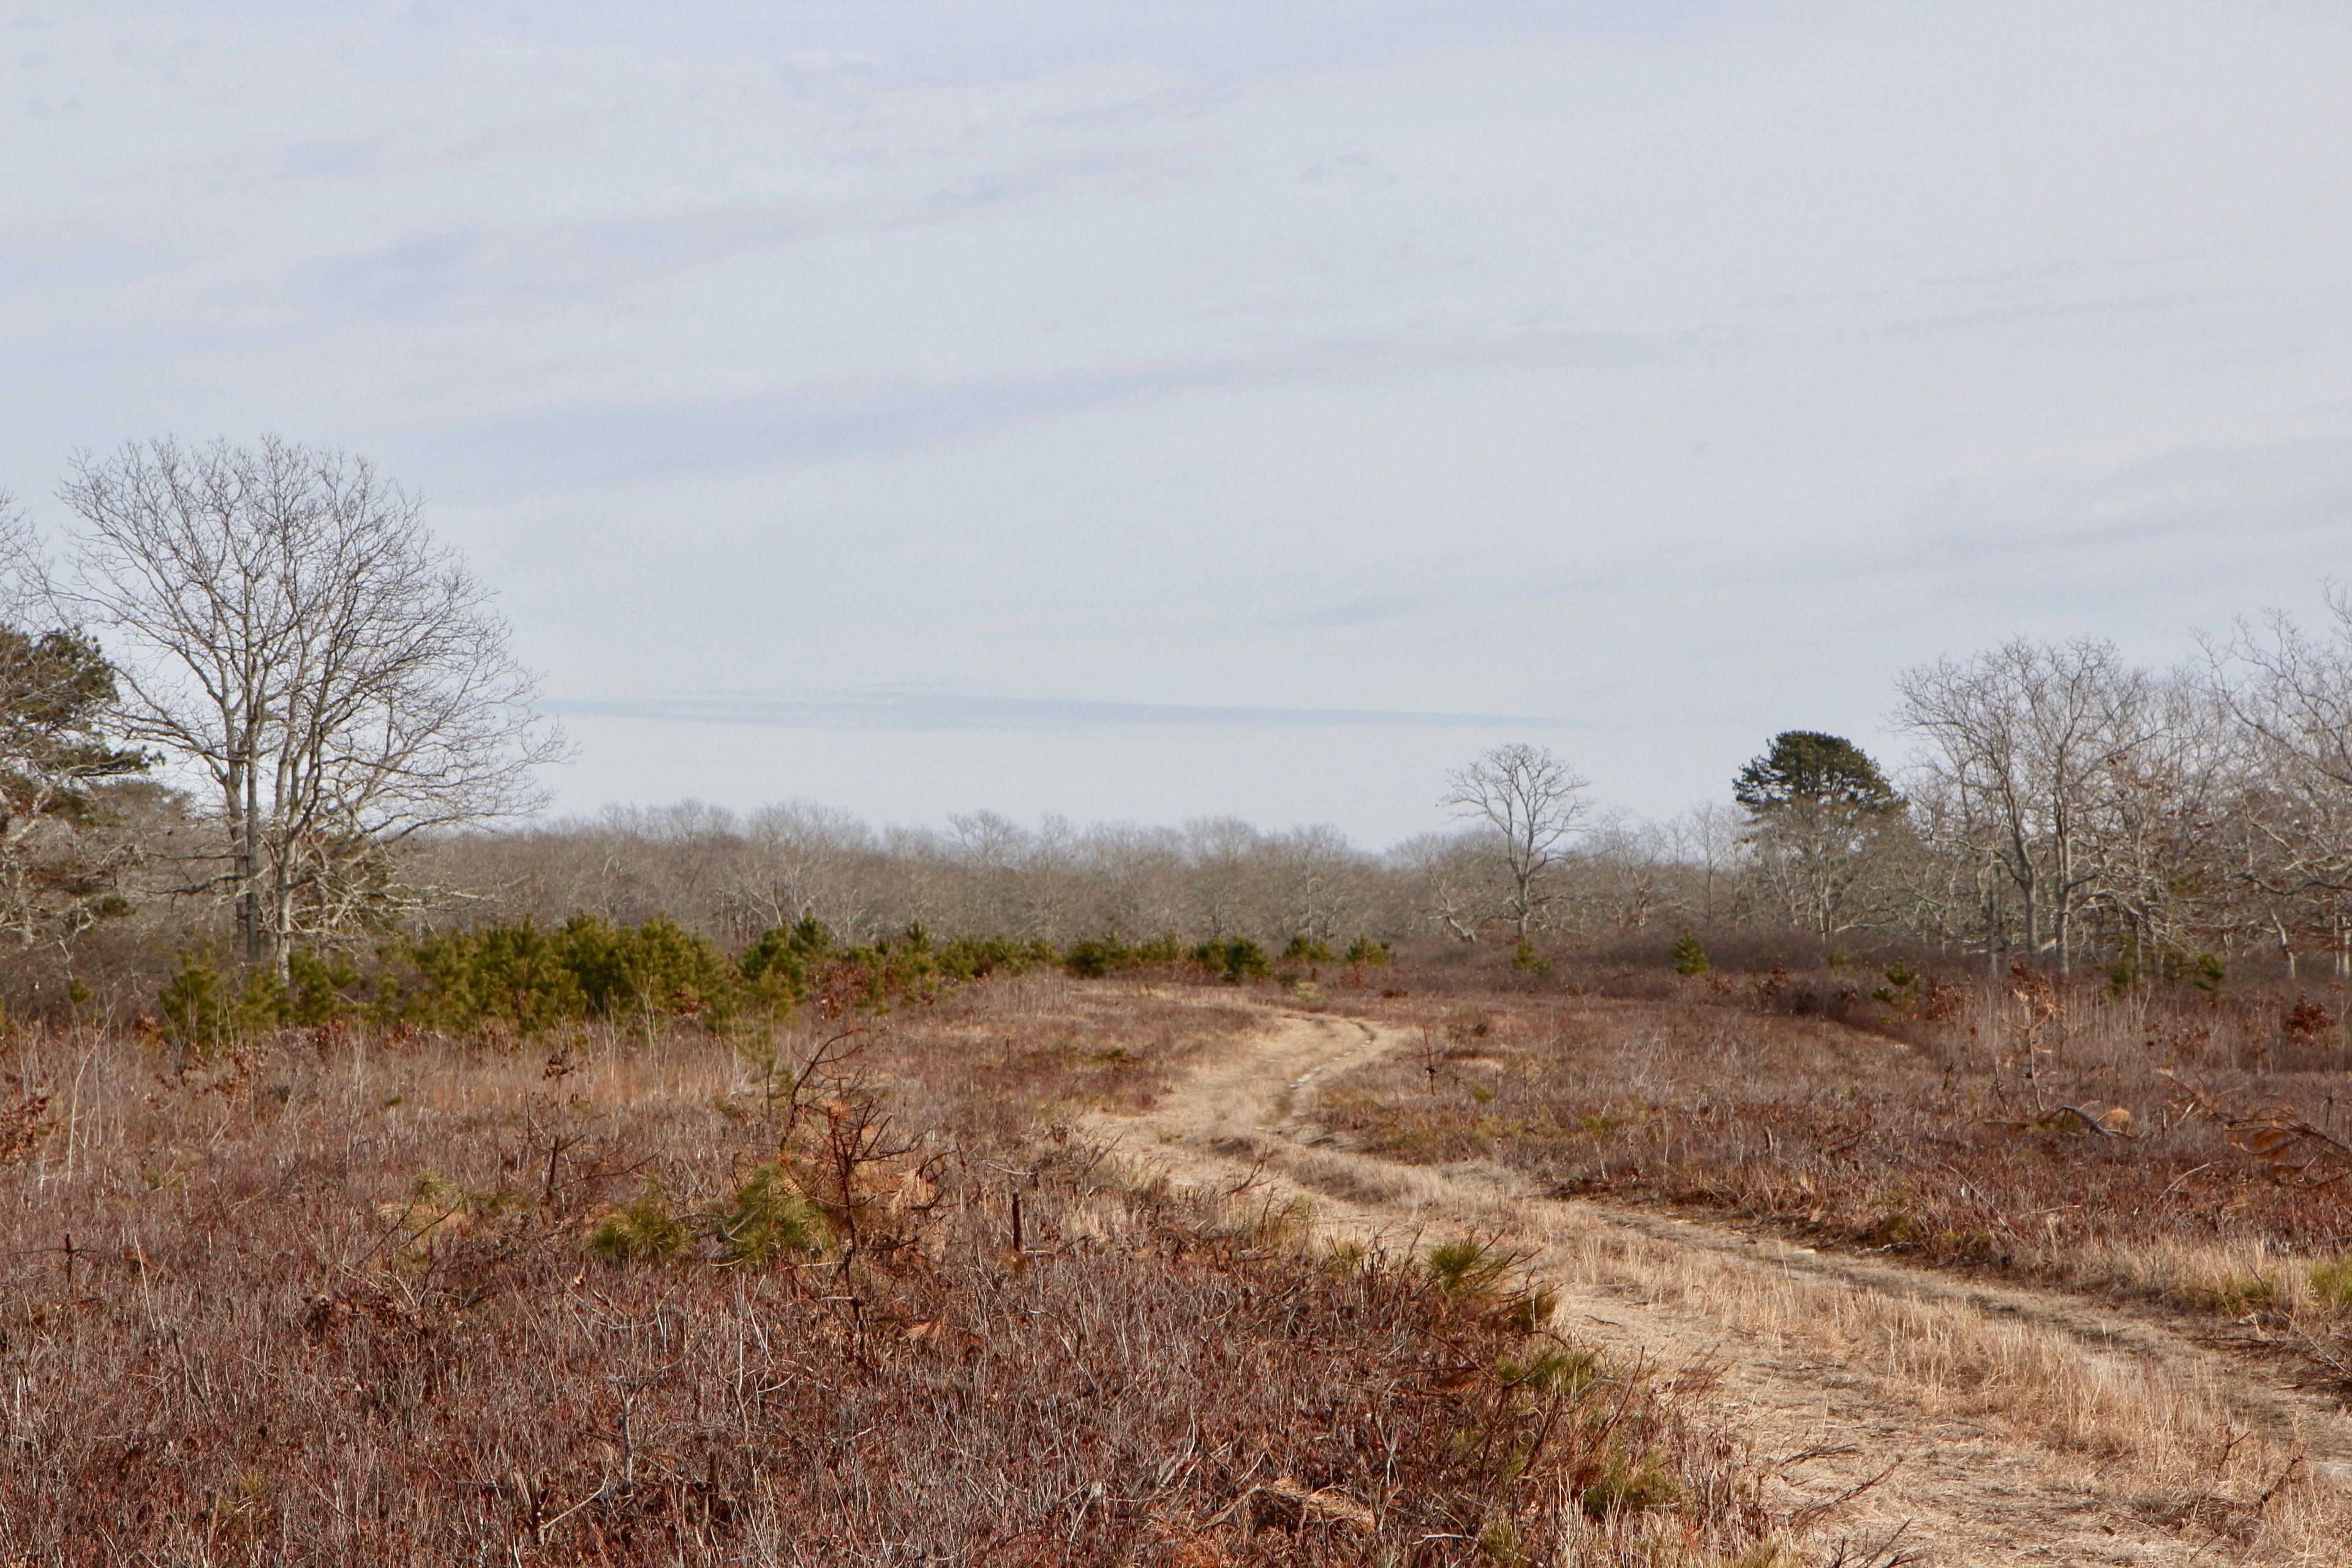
[1670, 931, 1709, 978]
[0, 627, 148, 804]
[0, 625, 151, 943]
[1733, 731, 1903, 948]
[1733, 731, 1900, 814]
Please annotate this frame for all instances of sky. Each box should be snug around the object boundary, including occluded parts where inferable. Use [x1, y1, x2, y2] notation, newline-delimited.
[4, 2, 2350, 845]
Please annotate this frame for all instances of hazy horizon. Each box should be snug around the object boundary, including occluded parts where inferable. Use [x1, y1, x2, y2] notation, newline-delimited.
[8, 3, 2349, 843]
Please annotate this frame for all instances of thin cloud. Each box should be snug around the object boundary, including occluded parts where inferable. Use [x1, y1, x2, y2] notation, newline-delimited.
[407, 322, 1672, 497]
[548, 687, 1555, 733]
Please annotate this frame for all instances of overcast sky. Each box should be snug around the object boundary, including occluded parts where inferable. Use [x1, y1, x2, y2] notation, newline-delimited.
[5, 2, 2348, 845]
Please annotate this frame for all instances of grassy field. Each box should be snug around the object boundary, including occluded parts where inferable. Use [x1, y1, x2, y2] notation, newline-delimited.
[0, 971, 1782, 1566]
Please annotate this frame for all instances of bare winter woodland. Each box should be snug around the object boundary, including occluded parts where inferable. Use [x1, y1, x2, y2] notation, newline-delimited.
[4, 440, 2352, 1564]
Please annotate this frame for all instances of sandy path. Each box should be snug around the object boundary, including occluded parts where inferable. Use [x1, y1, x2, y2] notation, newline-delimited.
[1089, 1005, 2352, 1566]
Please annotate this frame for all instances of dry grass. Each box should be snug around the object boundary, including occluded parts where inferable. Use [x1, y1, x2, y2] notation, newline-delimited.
[1083, 995, 2352, 1561]
[0, 975, 1785, 1566]
[1532, 1217, 2352, 1556]
[1317, 968, 2352, 1382]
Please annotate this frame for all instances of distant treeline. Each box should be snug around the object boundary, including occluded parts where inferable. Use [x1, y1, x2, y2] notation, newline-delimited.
[396, 611, 2352, 993]
[13, 437, 2352, 1023]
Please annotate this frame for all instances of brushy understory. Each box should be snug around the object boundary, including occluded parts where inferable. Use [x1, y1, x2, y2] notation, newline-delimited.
[1317, 962, 2352, 1379]
[0, 973, 1781, 1566]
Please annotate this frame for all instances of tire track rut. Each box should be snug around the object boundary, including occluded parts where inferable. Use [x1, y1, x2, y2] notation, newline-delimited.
[1090, 1004, 2352, 1566]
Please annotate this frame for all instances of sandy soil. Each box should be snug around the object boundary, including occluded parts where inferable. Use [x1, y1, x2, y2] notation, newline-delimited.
[1086, 1001, 2352, 1566]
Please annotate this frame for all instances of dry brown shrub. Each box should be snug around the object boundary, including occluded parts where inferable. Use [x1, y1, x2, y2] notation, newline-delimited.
[0, 976, 1779, 1566]
[1321, 964, 2352, 1380]
[0, 1088, 51, 1167]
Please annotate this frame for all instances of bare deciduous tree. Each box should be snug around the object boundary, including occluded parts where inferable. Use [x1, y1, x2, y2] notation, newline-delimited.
[1263, 823, 1372, 944]
[731, 801, 880, 941]
[2211, 592, 2352, 796]
[53, 436, 564, 973]
[2203, 592, 2352, 976]
[1441, 742, 1591, 938]
[1387, 831, 1491, 942]
[1184, 816, 1268, 941]
[1660, 801, 1745, 927]
[1078, 821, 1188, 939]
[1895, 639, 2153, 974]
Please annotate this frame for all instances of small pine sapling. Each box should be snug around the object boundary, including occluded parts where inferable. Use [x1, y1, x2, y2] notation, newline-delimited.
[1670, 932, 1709, 978]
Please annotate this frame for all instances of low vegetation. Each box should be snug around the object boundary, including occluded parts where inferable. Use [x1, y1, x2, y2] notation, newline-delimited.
[139, 919, 1399, 1063]
[8, 430, 2352, 1559]
[1317, 957, 2352, 1377]
[0, 971, 1789, 1566]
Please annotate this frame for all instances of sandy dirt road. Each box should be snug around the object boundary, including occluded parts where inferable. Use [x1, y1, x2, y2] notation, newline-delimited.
[1087, 1003, 2352, 1566]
